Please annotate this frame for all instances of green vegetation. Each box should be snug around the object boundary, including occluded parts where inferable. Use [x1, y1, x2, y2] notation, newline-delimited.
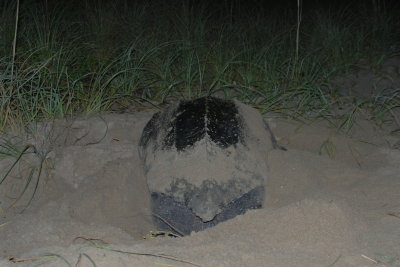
[0, 0, 399, 129]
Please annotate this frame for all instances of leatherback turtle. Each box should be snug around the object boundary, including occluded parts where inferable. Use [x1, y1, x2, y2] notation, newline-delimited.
[139, 96, 275, 235]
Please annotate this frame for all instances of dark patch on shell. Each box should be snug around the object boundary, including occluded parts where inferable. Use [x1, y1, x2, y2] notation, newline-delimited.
[139, 96, 243, 154]
[151, 186, 264, 235]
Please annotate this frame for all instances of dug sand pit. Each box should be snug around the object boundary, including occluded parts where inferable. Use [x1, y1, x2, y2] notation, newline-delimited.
[0, 110, 399, 266]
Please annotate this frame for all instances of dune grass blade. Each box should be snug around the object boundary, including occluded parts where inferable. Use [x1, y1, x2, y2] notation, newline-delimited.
[0, 144, 34, 185]
[95, 244, 202, 267]
[0, 134, 47, 211]
[326, 255, 341, 267]
[10, 0, 19, 81]
[76, 253, 97, 267]
[9, 253, 71, 266]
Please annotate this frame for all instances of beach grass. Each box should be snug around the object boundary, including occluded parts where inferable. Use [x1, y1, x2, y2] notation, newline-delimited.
[0, 0, 399, 129]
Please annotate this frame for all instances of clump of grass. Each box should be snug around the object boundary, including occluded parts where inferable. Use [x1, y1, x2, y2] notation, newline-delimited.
[0, 0, 398, 130]
[0, 133, 48, 212]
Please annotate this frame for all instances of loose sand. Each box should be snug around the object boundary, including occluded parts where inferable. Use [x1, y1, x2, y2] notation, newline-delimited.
[0, 58, 399, 266]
